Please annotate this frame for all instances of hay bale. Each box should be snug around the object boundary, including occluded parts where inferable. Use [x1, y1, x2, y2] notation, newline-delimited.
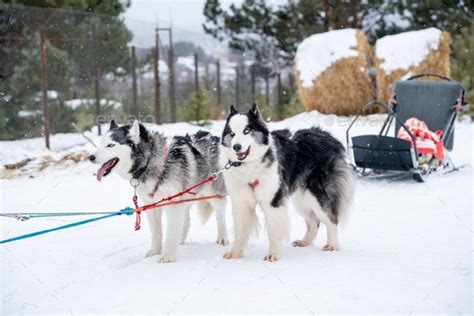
[4, 158, 32, 170]
[37, 155, 54, 172]
[375, 28, 451, 102]
[37, 151, 89, 171]
[294, 28, 374, 116]
[61, 151, 89, 163]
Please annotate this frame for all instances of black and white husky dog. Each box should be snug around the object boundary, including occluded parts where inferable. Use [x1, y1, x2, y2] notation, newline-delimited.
[90, 120, 228, 263]
[220, 104, 355, 261]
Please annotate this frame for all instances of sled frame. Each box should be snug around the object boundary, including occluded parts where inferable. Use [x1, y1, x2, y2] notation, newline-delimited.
[346, 74, 468, 182]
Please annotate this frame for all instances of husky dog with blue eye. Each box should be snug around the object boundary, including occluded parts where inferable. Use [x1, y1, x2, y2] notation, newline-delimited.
[220, 104, 355, 261]
[89, 120, 228, 263]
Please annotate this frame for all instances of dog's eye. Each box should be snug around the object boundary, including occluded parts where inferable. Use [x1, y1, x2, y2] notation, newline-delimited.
[230, 131, 235, 137]
[107, 143, 115, 148]
[243, 128, 252, 135]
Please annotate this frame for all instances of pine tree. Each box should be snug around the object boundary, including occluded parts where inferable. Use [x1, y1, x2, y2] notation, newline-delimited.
[452, 24, 474, 116]
[182, 87, 213, 125]
[0, 1, 131, 139]
[202, 0, 472, 61]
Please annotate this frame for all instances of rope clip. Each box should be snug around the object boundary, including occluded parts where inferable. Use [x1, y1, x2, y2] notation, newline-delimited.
[130, 178, 140, 188]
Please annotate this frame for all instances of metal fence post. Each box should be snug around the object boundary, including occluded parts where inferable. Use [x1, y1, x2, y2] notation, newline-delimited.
[168, 28, 176, 123]
[194, 52, 199, 92]
[277, 72, 282, 118]
[216, 59, 221, 115]
[91, 24, 101, 135]
[251, 66, 255, 102]
[235, 67, 240, 107]
[131, 46, 138, 119]
[39, 32, 50, 149]
[265, 72, 270, 107]
[153, 29, 161, 124]
[157, 27, 176, 122]
[204, 63, 209, 90]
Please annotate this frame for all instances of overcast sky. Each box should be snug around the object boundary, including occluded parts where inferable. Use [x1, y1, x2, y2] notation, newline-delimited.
[123, 0, 241, 35]
[122, 0, 285, 48]
[124, 0, 206, 31]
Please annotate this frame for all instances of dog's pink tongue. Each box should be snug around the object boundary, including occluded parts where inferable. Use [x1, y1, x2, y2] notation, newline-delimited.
[96, 161, 110, 182]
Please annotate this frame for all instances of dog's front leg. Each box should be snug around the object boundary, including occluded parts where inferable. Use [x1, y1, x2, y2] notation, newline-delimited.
[159, 205, 187, 263]
[145, 208, 163, 257]
[180, 208, 191, 244]
[261, 203, 289, 262]
[223, 201, 255, 259]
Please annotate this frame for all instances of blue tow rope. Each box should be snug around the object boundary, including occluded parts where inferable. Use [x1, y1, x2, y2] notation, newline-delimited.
[0, 207, 134, 245]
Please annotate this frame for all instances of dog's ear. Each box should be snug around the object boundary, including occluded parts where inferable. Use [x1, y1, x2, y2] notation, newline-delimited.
[109, 120, 118, 130]
[249, 103, 260, 118]
[129, 120, 141, 144]
[229, 104, 238, 116]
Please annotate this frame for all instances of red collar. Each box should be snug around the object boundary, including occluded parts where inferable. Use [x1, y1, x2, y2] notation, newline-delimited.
[248, 179, 259, 189]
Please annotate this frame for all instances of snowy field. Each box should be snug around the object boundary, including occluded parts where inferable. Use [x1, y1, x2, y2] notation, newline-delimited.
[1, 111, 472, 314]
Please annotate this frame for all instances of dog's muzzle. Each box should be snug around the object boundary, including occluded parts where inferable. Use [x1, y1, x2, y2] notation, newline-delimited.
[236, 146, 250, 161]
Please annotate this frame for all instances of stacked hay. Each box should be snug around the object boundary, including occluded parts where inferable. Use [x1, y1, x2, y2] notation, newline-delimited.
[37, 151, 89, 171]
[375, 27, 451, 102]
[294, 28, 374, 116]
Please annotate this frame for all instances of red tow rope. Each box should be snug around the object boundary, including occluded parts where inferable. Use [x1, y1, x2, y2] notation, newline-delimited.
[132, 175, 225, 231]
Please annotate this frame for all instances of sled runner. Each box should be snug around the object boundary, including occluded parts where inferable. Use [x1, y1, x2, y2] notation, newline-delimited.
[346, 74, 469, 182]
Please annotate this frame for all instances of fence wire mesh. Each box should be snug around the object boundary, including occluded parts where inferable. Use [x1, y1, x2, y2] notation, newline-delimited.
[0, 4, 294, 144]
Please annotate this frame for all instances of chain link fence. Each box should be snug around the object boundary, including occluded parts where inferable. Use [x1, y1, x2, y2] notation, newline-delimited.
[0, 4, 298, 146]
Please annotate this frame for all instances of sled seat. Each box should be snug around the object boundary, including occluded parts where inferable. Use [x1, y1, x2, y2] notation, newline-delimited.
[394, 80, 464, 151]
[351, 135, 415, 171]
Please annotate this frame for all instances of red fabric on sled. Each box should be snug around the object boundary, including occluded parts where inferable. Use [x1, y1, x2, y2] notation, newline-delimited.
[397, 117, 445, 160]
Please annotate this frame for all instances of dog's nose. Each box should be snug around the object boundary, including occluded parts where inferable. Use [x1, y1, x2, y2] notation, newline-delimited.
[89, 155, 96, 162]
[233, 144, 242, 152]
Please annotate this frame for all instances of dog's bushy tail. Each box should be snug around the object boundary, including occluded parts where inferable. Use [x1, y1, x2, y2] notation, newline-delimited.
[197, 201, 213, 225]
[334, 159, 356, 228]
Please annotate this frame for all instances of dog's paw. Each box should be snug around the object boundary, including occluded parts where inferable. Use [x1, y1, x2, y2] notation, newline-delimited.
[322, 244, 339, 251]
[159, 254, 176, 263]
[145, 248, 161, 258]
[292, 240, 309, 247]
[263, 253, 280, 262]
[223, 251, 241, 259]
[216, 237, 229, 246]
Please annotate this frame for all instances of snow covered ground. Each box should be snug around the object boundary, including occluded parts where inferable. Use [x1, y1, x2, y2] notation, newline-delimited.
[1, 111, 472, 314]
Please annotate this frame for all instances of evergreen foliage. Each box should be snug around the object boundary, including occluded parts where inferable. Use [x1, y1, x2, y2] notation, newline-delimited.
[0, 0, 131, 139]
[203, 0, 472, 61]
[452, 24, 474, 116]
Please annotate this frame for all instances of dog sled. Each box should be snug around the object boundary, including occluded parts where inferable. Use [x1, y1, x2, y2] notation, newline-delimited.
[346, 74, 469, 182]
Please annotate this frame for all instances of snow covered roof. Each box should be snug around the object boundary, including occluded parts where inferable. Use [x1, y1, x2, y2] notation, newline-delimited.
[375, 27, 442, 73]
[295, 28, 359, 88]
[177, 56, 194, 71]
[158, 60, 169, 73]
[64, 99, 122, 110]
[18, 110, 42, 118]
[34, 90, 59, 102]
[141, 60, 169, 80]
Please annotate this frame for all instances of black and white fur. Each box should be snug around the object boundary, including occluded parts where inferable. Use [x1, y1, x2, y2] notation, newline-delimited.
[90, 120, 228, 263]
[220, 104, 355, 261]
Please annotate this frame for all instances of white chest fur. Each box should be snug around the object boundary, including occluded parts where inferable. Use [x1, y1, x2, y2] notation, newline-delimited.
[224, 159, 281, 204]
